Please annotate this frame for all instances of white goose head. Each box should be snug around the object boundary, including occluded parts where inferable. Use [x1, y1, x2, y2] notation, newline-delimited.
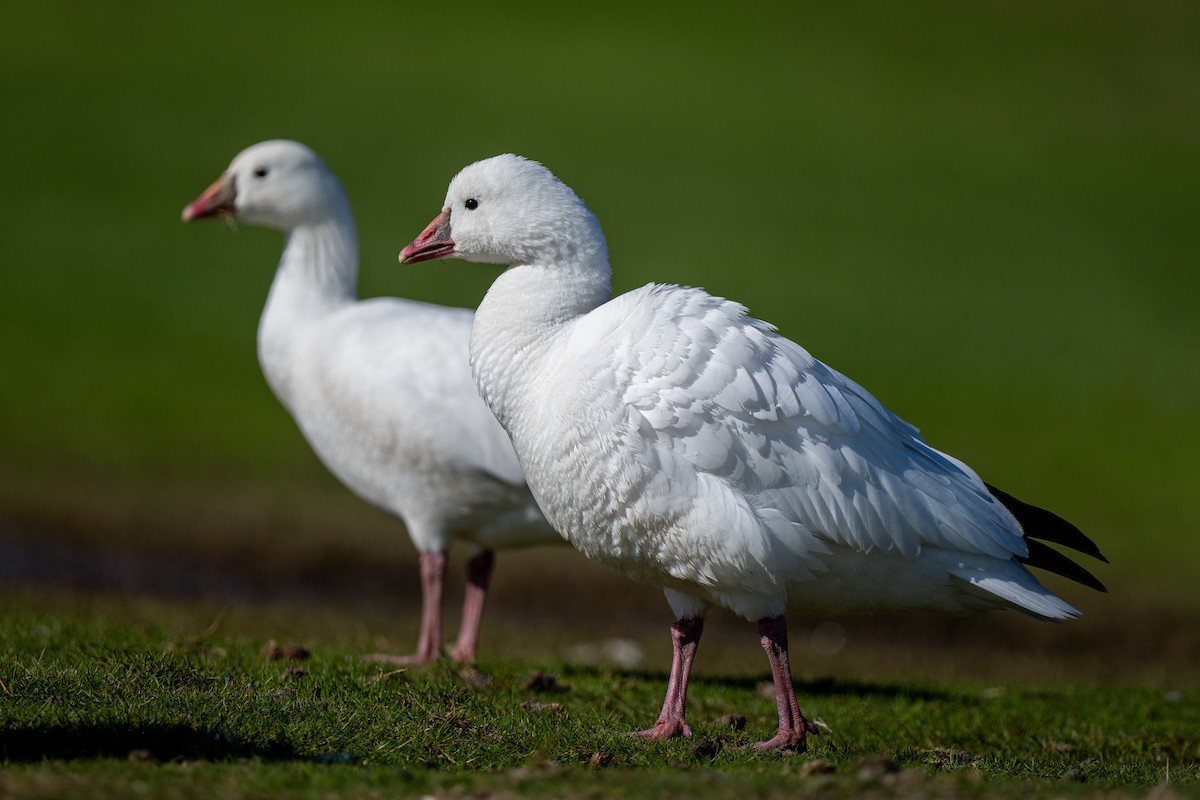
[400, 154, 608, 270]
[182, 139, 347, 231]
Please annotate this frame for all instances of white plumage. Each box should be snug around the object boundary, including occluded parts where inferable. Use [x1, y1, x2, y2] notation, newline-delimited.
[184, 141, 558, 664]
[400, 153, 1106, 750]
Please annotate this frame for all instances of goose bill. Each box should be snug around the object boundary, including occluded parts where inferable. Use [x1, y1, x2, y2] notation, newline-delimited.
[400, 209, 455, 263]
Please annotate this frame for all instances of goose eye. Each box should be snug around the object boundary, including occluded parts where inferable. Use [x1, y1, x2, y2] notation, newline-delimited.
[253, 167, 269, 178]
[465, 198, 479, 210]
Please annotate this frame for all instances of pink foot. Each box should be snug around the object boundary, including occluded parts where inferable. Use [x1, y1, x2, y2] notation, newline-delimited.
[753, 724, 814, 752]
[364, 552, 447, 667]
[754, 616, 818, 752]
[628, 617, 704, 743]
[448, 550, 495, 664]
[630, 718, 692, 740]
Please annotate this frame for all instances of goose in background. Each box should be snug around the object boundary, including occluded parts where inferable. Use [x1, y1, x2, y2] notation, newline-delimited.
[183, 141, 559, 664]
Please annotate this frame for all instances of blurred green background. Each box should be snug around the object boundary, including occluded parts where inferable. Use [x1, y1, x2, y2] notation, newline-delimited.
[1, 1, 1196, 618]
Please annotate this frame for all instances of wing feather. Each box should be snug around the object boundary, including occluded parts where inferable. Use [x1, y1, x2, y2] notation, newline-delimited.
[607, 284, 1027, 564]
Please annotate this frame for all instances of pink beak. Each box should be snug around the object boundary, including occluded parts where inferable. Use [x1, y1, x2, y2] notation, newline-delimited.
[399, 209, 454, 264]
[181, 175, 237, 222]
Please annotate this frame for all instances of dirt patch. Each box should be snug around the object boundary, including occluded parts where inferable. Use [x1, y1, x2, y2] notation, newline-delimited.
[2, 505, 1197, 686]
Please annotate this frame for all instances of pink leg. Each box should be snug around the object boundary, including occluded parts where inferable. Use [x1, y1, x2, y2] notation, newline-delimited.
[365, 551, 446, 665]
[632, 617, 704, 740]
[754, 616, 817, 751]
[449, 549, 495, 663]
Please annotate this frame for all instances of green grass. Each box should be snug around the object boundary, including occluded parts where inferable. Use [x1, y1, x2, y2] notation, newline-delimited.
[1, 593, 1196, 799]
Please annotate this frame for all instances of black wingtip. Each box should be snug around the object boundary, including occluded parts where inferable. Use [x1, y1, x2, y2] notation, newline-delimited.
[986, 483, 1108, 593]
[986, 483, 1108, 563]
[1017, 539, 1108, 593]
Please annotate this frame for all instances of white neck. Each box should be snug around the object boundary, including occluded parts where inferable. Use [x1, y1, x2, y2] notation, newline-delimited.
[470, 254, 611, 428]
[257, 208, 358, 403]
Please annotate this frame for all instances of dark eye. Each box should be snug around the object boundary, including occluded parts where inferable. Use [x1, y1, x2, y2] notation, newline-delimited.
[465, 198, 479, 210]
[253, 167, 269, 178]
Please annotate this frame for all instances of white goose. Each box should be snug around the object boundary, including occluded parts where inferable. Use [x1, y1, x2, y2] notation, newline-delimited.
[400, 154, 1106, 750]
[183, 141, 558, 664]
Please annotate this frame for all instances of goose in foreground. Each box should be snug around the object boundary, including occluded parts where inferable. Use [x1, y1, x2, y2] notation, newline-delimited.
[183, 141, 559, 664]
[399, 154, 1107, 750]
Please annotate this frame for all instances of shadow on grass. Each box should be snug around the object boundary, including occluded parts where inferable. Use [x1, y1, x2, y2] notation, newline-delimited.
[557, 664, 961, 703]
[0, 723, 315, 764]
